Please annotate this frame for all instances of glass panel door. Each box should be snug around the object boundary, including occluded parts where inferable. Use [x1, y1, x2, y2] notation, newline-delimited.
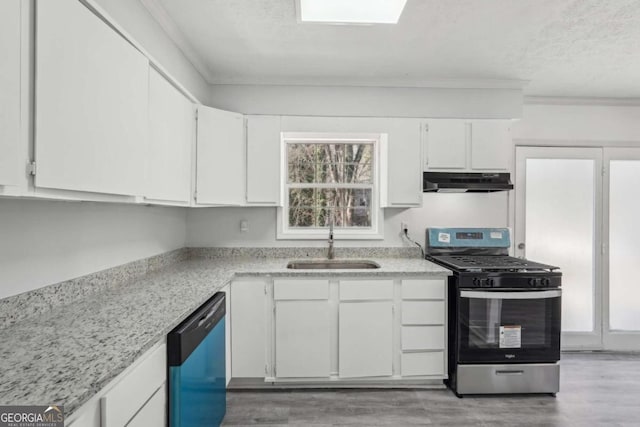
[603, 148, 640, 350]
[515, 147, 603, 349]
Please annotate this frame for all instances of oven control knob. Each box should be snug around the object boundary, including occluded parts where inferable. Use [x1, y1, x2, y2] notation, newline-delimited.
[528, 278, 536, 287]
[487, 279, 495, 287]
[542, 278, 551, 286]
[472, 278, 481, 286]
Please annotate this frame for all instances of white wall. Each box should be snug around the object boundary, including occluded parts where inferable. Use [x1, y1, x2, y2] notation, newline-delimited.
[186, 192, 509, 248]
[512, 102, 640, 142]
[0, 199, 186, 299]
[92, 0, 210, 103]
[210, 85, 522, 119]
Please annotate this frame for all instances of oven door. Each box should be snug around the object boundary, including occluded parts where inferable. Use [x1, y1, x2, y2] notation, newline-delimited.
[457, 289, 561, 363]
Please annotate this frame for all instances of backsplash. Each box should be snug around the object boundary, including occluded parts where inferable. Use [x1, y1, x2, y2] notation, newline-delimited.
[188, 246, 421, 259]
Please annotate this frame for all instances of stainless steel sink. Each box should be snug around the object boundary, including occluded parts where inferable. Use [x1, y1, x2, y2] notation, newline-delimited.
[286, 260, 381, 270]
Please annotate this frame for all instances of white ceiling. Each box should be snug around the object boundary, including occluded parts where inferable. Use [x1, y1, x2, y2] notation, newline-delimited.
[150, 0, 640, 97]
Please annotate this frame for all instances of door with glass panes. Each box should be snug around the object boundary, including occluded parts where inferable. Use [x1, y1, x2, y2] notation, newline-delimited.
[516, 146, 640, 351]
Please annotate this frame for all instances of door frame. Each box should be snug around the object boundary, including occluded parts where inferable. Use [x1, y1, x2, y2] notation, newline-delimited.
[514, 146, 604, 350]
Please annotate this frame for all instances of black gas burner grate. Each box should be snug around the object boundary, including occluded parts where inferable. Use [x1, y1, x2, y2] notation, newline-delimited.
[432, 255, 558, 271]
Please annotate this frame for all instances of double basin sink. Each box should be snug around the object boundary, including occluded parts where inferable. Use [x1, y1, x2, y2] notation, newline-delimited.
[286, 260, 380, 270]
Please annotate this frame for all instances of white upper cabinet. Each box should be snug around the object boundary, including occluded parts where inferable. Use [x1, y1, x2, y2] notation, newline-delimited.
[246, 115, 281, 205]
[0, 0, 22, 187]
[470, 120, 512, 170]
[424, 120, 467, 170]
[196, 105, 245, 205]
[146, 67, 194, 204]
[383, 118, 423, 207]
[424, 119, 511, 172]
[35, 0, 149, 196]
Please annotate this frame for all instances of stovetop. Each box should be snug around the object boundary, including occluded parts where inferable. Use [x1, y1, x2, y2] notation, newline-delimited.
[429, 255, 559, 272]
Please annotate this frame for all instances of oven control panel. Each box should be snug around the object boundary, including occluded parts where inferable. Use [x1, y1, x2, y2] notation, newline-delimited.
[459, 272, 562, 289]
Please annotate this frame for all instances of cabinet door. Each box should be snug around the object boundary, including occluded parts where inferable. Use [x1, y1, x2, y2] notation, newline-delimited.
[384, 119, 423, 207]
[246, 115, 281, 205]
[470, 120, 511, 170]
[146, 67, 194, 203]
[0, 0, 21, 186]
[196, 106, 245, 205]
[127, 384, 166, 427]
[35, 0, 148, 196]
[339, 301, 393, 378]
[231, 280, 266, 378]
[425, 120, 467, 170]
[275, 300, 330, 378]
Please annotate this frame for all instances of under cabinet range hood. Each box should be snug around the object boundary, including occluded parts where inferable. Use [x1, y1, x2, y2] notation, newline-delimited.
[423, 172, 514, 193]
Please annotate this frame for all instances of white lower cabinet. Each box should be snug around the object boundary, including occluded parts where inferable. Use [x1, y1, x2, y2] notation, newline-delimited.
[229, 276, 448, 385]
[339, 301, 393, 378]
[273, 279, 331, 378]
[275, 300, 331, 378]
[66, 342, 167, 427]
[126, 385, 166, 427]
[230, 280, 266, 378]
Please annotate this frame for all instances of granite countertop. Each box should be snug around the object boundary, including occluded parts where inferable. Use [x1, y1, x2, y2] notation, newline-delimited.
[0, 256, 451, 417]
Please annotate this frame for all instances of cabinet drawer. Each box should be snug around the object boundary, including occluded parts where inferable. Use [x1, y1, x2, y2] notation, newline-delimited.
[401, 351, 445, 377]
[402, 279, 445, 300]
[101, 343, 166, 427]
[274, 279, 329, 300]
[340, 280, 393, 300]
[127, 383, 166, 427]
[402, 301, 444, 325]
[402, 326, 445, 350]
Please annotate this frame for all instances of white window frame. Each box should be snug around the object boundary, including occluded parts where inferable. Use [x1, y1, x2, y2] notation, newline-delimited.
[277, 132, 384, 240]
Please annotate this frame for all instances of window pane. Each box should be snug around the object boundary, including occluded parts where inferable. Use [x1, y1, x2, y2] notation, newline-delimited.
[288, 144, 316, 183]
[525, 158, 595, 332]
[317, 163, 343, 183]
[345, 162, 372, 184]
[609, 160, 640, 331]
[345, 207, 371, 227]
[289, 206, 314, 227]
[289, 188, 315, 208]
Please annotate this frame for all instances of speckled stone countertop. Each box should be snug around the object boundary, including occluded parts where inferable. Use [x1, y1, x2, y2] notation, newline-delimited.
[0, 255, 450, 417]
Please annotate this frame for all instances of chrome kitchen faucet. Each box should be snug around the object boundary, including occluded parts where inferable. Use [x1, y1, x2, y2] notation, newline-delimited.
[328, 212, 335, 260]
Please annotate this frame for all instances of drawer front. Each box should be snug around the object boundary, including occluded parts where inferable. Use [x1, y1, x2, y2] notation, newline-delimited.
[340, 280, 393, 301]
[402, 279, 445, 300]
[101, 343, 166, 427]
[401, 351, 444, 377]
[402, 301, 445, 325]
[457, 364, 560, 395]
[402, 326, 445, 351]
[274, 279, 329, 300]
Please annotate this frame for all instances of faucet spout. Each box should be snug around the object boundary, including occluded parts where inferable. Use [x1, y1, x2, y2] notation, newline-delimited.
[328, 212, 335, 260]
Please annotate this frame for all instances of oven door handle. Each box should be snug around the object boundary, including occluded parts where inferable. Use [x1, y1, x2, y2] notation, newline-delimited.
[460, 290, 562, 299]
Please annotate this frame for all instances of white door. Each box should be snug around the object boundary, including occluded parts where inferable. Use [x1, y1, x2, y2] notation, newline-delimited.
[275, 300, 330, 378]
[196, 106, 245, 205]
[36, 0, 148, 196]
[339, 301, 393, 378]
[603, 148, 640, 350]
[0, 0, 21, 187]
[515, 147, 603, 349]
[146, 67, 194, 203]
[424, 120, 466, 170]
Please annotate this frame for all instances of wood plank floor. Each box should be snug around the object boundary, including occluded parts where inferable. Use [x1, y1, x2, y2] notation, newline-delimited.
[222, 353, 640, 426]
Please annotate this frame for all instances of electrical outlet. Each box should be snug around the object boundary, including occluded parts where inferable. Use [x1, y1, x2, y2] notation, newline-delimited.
[240, 220, 248, 232]
[401, 222, 408, 233]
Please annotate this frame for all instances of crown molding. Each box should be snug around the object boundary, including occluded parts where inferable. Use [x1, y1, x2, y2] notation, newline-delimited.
[138, 0, 214, 84]
[208, 76, 528, 90]
[525, 96, 640, 107]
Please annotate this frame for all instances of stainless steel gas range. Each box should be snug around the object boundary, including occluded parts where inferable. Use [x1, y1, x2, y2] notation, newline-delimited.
[425, 227, 562, 397]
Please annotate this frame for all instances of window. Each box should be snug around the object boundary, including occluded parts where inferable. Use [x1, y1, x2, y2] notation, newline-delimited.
[278, 133, 382, 239]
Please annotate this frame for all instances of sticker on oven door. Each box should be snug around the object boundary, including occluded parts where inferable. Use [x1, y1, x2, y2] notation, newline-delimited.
[438, 232, 451, 243]
[490, 231, 503, 239]
[499, 325, 521, 348]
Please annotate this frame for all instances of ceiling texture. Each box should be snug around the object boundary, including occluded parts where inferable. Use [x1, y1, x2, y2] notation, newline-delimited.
[148, 0, 640, 97]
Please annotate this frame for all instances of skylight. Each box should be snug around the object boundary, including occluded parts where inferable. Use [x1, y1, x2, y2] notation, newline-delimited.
[298, 0, 408, 24]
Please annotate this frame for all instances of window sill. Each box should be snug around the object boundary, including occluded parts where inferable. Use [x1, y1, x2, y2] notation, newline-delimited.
[276, 231, 385, 241]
